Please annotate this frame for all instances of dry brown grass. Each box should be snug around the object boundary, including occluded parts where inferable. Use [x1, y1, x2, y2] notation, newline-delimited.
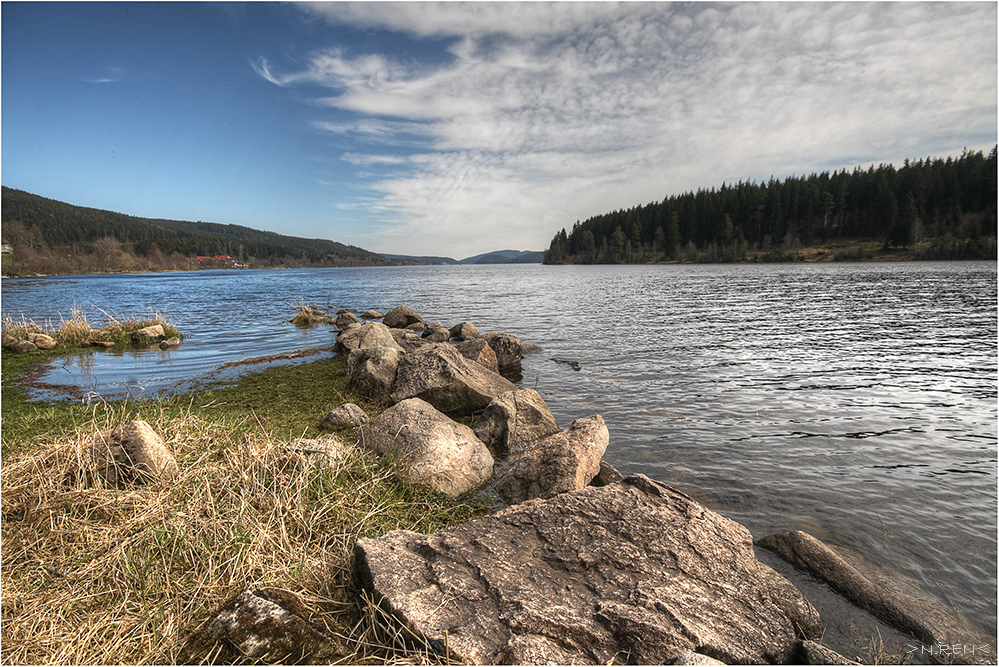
[1, 403, 481, 664]
[1, 307, 180, 348]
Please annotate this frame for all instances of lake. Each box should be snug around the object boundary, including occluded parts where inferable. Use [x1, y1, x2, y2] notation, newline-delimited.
[2, 261, 996, 638]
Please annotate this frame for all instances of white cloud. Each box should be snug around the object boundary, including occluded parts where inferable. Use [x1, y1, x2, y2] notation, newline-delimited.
[263, 2, 997, 257]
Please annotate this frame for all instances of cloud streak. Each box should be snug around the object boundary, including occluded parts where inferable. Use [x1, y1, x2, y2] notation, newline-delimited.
[262, 2, 997, 257]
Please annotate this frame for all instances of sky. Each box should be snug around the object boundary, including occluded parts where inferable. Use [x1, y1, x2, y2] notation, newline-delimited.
[2, 2, 996, 259]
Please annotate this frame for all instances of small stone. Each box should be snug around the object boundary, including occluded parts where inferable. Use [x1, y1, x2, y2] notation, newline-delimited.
[322, 403, 369, 428]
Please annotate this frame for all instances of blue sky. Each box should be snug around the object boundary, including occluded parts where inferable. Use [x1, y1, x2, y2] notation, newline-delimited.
[3, 2, 996, 259]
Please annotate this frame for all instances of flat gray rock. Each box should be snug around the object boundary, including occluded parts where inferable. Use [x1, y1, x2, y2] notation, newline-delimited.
[355, 475, 820, 665]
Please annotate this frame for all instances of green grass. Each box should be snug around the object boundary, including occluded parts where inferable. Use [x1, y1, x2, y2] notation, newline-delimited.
[1, 346, 486, 664]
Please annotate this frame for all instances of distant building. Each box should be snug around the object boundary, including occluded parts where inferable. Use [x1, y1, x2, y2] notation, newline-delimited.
[1, 238, 12, 255]
[185, 255, 238, 268]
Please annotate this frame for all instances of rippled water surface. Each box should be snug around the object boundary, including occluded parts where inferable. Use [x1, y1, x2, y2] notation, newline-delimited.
[3, 262, 996, 634]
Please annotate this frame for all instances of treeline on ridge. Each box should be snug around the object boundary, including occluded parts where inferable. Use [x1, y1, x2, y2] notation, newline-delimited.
[545, 148, 998, 264]
[1, 187, 389, 276]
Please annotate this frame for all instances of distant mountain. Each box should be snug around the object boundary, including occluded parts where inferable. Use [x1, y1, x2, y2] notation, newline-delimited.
[383, 249, 544, 265]
[381, 254, 460, 265]
[1, 186, 391, 275]
[459, 250, 544, 264]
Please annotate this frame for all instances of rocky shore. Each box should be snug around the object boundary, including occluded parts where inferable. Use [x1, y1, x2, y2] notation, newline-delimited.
[64, 304, 991, 665]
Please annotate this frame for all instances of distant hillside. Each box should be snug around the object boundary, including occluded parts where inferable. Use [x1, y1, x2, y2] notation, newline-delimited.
[381, 254, 460, 265]
[459, 250, 544, 264]
[1, 187, 391, 275]
[383, 250, 544, 265]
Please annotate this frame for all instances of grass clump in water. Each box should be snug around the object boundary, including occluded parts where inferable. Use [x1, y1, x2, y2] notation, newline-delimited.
[1, 307, 182, 349]
[0, 353, 487, 664]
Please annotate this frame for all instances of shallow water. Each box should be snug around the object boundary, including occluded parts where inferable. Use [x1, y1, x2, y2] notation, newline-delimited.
[2, 261, 996, 636]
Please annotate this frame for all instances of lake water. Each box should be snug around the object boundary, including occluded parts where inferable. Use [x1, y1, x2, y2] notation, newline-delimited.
[2, 262, 996, 641]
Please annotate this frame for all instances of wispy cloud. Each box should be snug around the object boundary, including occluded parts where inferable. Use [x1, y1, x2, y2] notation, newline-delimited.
[81, 65, 135, 84]
[261, 2, 997, 257]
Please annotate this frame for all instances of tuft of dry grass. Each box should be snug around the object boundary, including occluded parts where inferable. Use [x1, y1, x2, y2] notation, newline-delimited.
[1, 402, 483, 664]
[1, 307, 181, 348]
[289, 301, 333, 326]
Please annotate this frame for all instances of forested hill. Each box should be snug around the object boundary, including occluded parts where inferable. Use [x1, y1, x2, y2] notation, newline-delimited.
[1, 187, 390, 275]
[546, 147, 997, 264]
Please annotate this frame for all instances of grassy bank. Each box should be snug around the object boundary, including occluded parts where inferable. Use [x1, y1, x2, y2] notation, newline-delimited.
[1, 337, 486, 664]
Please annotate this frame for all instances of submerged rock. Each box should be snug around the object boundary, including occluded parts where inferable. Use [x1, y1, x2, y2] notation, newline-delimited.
[355, 475, 820, 665]
[758, 530, 991, 663]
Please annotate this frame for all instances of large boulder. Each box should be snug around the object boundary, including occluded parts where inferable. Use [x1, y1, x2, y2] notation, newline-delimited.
[390, 343, 517, 416]
[356, 398, 493, 497]
[481, 332, 523, 373]
[347, 346, 402, 399]
[383, 305, 425, 329]
[87, 420, 179, 486]
[335, 322, 403, 355]
[354, 475, 821, 665]
[453, 338, 500, 373]
[493, 415, 608, 505]
[473, 389, 560, 457]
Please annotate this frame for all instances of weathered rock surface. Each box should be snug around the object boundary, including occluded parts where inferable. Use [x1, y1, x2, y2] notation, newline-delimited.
[472, 388, 560, 456]
[481, 332, 523, 372]
[88, 420, 179, 486]
[9, 340, 37, 353]
[758, 531, 990, 663]
[335, 322, 403, 355]
[449, 321, 480, 340]
[159, 336, 181, 349]
[454, 338, 500, 373]
[1, 333, 17, 349]
[383, 305, 425, 329]
[361, 309, 384, 319]
[28, 332, 57, 349]
[188, 587, 340, 663]
[667, 651, 727, 665]
[356, 398, 494, 497]
[590, 460, 625, 487]
[355, 475, 821, 665]
[390, 343, 517, 416]
[322, 403, 369, 428]
[421, 321, 451, 342]
[335, 310, 359, 329]
[347, 346, 402, 399]
[131, 324, 166, 343]
[798, 639, 859, 665]
[493, 415, 609, 505]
